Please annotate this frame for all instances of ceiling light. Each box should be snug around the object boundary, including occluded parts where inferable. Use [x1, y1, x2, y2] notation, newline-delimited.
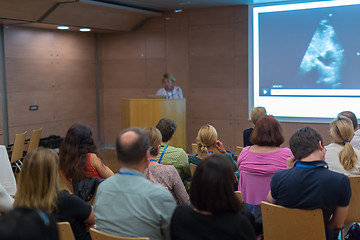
[174, 9, 183, 13]
[57, 26, 69, 30]
[79, 28, 91, 32]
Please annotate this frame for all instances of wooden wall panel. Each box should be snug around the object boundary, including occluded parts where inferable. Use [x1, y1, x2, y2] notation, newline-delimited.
[99, 5, 334, 152]
[4, 26, 97, 145]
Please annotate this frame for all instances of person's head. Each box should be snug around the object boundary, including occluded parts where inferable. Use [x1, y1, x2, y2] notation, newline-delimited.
[196, 124, 218, 153]
[289, 127, 324, 160]
[156, 118, 177, 142]
[14, 147, 59, 212]
[116, 127, 150, 166]
[338, 111, 359, 130]
[0, 207, 59, 240]
[250, 115, 284, 147]
[250, 106, 267, 125]
[162, 73, 175, 89]
[144, 126, 162, 157]
[59, 123, 98, 181]
[330, 116, 358, 171]
[190, 154, 241, 214]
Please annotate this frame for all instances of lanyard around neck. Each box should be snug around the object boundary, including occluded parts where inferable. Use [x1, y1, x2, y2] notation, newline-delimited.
[165, 87, 174, 99]
[150, 159, 158, 163]
[159, 145, 168, 164]
[118, 172, 141, 177]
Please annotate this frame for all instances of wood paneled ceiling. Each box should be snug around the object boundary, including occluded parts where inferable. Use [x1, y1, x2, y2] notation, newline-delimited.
[0, 0, 161, 32]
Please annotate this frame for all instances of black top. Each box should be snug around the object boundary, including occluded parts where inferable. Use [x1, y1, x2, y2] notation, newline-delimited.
[243, 128, 253, 147]
[53, 190, 92, 240]
[271, 160, 351, 240]
[170, 205, 256, 240]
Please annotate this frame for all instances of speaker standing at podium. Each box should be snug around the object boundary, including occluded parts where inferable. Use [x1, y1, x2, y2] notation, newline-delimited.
[156, 73, 183, 99]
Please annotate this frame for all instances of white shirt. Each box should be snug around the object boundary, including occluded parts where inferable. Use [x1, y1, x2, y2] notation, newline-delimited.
[351, 129, 360, 151]
[156, 86, 183, 99]
[325, 142, 360, 175]
[0, 145, 16, 196]
[0, 183, 13, 213]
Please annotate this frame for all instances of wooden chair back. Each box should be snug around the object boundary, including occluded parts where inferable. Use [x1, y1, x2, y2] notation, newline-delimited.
[234, 191, 243, 203]
[10, 131, 27, 163]
[190, 163, 197, 177]
[261, 201, 326, 240]
[236, 146, 243, 157]
[57, 222, 75, 240]
[90, 228, 149, 240]
[27, 128, 43, 153]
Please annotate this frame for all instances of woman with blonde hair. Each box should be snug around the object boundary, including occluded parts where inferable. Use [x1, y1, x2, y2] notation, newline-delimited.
[243, 107, 267, 147]
[188, 124, 239, 179]
[144, 126, 189, 205]
[14, 147, 94, 240]
[156, 73, 183, 99]
[325, 115, 360, 175]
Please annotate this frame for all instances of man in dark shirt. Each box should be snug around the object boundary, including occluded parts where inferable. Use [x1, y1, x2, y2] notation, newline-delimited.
[267, 127, 351, 240]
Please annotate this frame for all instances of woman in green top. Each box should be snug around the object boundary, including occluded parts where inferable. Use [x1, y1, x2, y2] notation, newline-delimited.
[188, 124, 239, 185]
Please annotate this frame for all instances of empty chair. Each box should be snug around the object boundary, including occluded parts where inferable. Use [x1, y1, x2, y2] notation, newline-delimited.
[341, 176, 360, 240]
[27, 128, 43, 153]
[261, 202, 326, 240]
[90, 228, 149, 240]
[57, 222, 75, 240]
[9, 131, 27, 172]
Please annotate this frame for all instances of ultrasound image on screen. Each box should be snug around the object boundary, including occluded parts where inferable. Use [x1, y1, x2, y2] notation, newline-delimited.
[258, 4, 360, 96]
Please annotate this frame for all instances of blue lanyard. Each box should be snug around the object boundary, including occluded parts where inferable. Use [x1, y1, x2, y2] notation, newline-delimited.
[150, 159, 158, 163]
[118, 172, 141, 177]
[208, 151, 213, 153]
[165, 88, 174, 99]
[294, 163, 317, 169]
[159, 145, 168, 164]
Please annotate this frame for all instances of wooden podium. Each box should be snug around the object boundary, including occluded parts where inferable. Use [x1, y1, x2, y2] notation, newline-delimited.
[121, 99, 186, 150]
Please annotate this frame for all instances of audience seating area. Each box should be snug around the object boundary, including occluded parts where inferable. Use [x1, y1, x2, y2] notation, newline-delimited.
[90, 228, 150, 240]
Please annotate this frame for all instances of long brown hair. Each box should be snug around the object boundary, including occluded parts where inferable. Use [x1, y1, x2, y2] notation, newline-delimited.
[59, 123, 99, 181]
[14, 147, 59, 212]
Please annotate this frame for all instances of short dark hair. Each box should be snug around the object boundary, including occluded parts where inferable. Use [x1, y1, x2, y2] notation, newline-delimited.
[289, 127, 323, 160]
[0, 207, 59, 240]
[190, 154, 241, 214]
[339, 111, 358, 130]
[116, 127, 150, 165]
[250, 115, 284, 146]
[156, 118, 177, 142]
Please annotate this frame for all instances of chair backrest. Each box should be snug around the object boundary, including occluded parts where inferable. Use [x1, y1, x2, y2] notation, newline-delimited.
[261, 201, 326, 240]
[10, 131, 27, 163]
[236, 146, 243, 157]
[90, 228, 149, 240]
[345, 176, 360, 222]
[191, 143, 197, 154]
[27, 128, 43, 153]
[190, 163, 197, 176]
[234, 191, 243, 203]
[57, 222, 75, 240]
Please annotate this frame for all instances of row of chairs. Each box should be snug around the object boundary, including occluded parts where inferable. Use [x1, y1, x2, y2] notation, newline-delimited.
[57, 222, 149, 240]
[7, 128, 43, 172]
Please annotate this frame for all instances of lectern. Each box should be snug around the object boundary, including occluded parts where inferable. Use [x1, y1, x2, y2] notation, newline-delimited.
[121, 99, 186, 150]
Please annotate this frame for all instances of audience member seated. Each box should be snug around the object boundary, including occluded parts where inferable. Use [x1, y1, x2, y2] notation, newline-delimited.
[243, 107, 267, 147]
[338, 111, 360, 150]
[156, 118, 191, 188]
[59, 123, 114, 184]
[14, 147, 95, 240]
[237, 115, 292, 205]
[170, 154, 256, 240]
[188, 124, 239, 181]
[0, 207, 59, 240]
[94, 127, 176, 240]
[268, 127, 351, 240]
[0, 183, 13, 213]
[325, 116, 360, 175]
[144, 126, 190, 205]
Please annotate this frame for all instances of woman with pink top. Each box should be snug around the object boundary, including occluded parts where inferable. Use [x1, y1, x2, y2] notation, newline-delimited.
[237, 115, 293, 206]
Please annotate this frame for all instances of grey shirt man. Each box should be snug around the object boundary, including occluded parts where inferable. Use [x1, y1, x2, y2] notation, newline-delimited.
[94, 168, 176, 240]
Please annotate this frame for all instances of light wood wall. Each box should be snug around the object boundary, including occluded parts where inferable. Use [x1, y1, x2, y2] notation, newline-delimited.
[99, 5, 333, 152]
[2, 26, 97, 145]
